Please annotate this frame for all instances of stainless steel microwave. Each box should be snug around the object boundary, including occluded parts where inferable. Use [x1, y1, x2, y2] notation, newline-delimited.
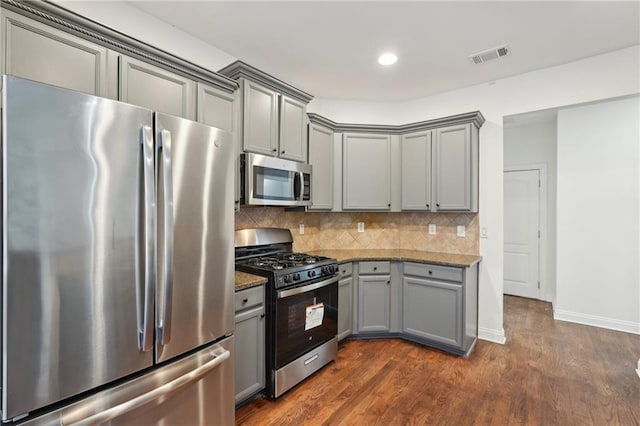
[241, 153, 312, 207]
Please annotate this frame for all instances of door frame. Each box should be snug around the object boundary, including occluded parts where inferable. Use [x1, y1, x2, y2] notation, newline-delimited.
[503, 164, 549, 301]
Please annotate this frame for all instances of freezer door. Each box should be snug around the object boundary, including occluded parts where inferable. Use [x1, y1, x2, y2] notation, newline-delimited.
[23, 336, 234, 426]
[1, 76, 155, 420]
[155, 112, 235, 363]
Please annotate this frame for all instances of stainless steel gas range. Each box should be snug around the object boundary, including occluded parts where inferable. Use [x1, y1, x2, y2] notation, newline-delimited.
[235, 228, 339, 398]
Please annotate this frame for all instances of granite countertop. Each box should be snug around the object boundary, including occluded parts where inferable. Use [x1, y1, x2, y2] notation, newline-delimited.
[234, 249, 481, 291]
[307, 249, 481, 268]
[235, 271, 267, 291]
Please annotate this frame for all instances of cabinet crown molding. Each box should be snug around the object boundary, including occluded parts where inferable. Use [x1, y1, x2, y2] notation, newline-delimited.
[2, 0, 238, 94]
[308, 111, 485, 134]
[218, 60, 314, 104]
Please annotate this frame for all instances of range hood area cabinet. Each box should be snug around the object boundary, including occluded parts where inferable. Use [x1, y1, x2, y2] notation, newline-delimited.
[219, 61, 314, 163]
[402, 123, 479, 212]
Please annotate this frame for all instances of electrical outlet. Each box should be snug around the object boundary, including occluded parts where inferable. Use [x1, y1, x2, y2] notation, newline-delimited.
[428, 224, 436, 235]
[457, 225, 466, 237]
[480, 227, 488, 238]
[299, 223, 305, 235]
[357, 222, 364, 233]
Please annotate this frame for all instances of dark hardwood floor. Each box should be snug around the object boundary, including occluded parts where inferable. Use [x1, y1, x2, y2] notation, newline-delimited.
[236, 296, 640, 425]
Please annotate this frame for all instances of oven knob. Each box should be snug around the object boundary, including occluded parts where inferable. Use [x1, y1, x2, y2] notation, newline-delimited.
[293, 273, 301, 281]
[308, 270, 316, 278]
[284, 275, 292, 283]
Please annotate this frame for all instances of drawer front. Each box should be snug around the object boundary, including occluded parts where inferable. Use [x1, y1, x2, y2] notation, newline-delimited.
[359, 261, 391, 275]
[235, 285, 264, 312]
[404, 262, 463, 282]
[339, 262, 353, 277]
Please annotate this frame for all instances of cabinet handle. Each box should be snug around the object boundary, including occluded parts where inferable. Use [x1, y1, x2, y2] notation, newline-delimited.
[242, 298, 248, 304]
[388, 203, 391, 207]
[436, 203, 440, 207]
[373, 267, 377, 271]
[272, 148, 277, 152]
[260, 313, 265, 319]
[428, 270, 432, 275]
[281, 150, 286, 154]
[426, 204, 430, 208]
[386, 280, 390, 285]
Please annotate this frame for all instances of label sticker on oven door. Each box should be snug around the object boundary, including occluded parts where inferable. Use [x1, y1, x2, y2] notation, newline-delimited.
[305, 303, 324, 330]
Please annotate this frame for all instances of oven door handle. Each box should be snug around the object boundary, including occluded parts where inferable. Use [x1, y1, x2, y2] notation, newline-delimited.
[277, 275, 339, 298]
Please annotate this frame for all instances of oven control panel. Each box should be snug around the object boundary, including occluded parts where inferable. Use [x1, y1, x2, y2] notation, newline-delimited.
[276, 264, 338, 288]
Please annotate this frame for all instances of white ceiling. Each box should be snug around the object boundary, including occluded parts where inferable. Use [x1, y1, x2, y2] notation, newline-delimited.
[129, 1, 640, 102]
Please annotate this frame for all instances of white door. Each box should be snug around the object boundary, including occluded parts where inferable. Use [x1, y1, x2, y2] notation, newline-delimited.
[504, 169, 540, 298]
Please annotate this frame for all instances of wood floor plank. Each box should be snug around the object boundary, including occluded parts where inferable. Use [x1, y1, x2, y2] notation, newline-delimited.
[236, 296, 640, 425]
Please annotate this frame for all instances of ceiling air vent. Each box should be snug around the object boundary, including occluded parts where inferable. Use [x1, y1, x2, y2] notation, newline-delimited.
[468, 45, 510, 65]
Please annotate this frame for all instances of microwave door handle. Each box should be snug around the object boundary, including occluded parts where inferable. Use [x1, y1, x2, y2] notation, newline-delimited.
[158, 129, 174, 346]
[294, 171, 302, 200]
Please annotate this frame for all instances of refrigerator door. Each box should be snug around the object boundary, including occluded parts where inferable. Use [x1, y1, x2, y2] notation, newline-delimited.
[23, 336, 234, 426]
[155, 112, 235, 363]
[1, 76, 155, 420]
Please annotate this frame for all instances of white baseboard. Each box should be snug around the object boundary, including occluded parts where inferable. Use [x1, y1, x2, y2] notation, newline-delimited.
[553, 308, 640, 335]
[478, 327, 506, 344]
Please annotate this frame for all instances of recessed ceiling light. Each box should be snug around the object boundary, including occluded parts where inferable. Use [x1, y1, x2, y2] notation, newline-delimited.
[378, 53, 398, 66]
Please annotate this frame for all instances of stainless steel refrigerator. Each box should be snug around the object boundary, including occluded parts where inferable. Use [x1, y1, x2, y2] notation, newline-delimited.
[1, 75, 235, 425]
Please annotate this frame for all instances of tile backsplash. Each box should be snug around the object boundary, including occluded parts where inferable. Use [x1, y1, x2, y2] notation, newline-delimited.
[235, 207, 478, 255]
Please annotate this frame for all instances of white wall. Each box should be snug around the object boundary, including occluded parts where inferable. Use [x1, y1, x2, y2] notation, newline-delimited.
[504, 116, 558, 302]
[555, 96, 640, 334]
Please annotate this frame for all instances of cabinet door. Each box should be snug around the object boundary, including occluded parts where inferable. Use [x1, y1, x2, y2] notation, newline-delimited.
[119, 55, 196, 119]
[1, 10, 117, 98]
[358, 275, 391, 332]
[403, 276, 463, 348]
[433, 124, 472, 211]
[279, 95, 307, 162]
[308, 123, 334, 210]
[234, 305, 265, 404]
[338, 276, 353, 340]
[343, 134, 391, 210]
[197, 83, 241, 209]
[401, 131, 432, 210]
[242, 79, 278, 156]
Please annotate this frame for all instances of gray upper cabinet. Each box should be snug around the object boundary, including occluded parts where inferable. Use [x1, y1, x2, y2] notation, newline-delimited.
[343, 133, 391, 210]
[279, 95, 307, 162]
[242, 79, 279, 156]
[0, 10, 117, 98]
[433, 123, 478, 212]
[197, 82, 238, 132]
[308, 123, 334, 210]
[197, 82, 240, 209]
[240, 79, 308, 162]
[401, 130, 432, 210]
[119, 55, 196, 120]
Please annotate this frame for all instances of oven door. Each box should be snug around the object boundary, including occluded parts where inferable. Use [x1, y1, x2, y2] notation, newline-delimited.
[274, 275, 338, 369]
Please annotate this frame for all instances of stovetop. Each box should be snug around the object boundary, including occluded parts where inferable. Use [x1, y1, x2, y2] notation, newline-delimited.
[236, 251, 338, 289]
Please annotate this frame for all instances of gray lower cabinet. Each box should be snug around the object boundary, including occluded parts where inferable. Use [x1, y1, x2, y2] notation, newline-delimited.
[357, 262, 391, 333]
[337, 263, 353, 340]
[403, 276, 463, 347]
[402, 262, 478, 354]
[343, 134, 391, 210]
[0, 9, 117, 98]
[234, 285, 265, 405]
[119, 55, 196, 120]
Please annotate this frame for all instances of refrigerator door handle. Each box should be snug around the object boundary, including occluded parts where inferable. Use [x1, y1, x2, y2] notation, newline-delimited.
[158, 129, 174, 345]
[61, 350, 231, 426]
[137, 125, 156, 352]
